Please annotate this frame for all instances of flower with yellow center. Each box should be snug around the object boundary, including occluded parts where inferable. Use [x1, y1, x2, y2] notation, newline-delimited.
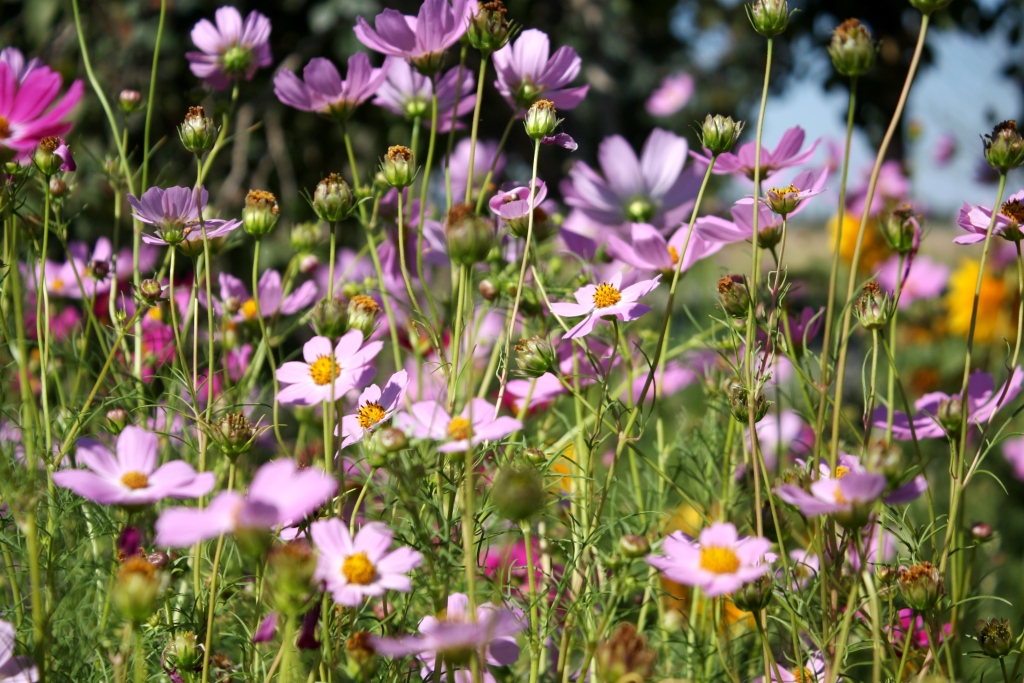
[699, 546, 741, 574]
[592, 282, 622, 309]
[240, 298, 258, 320]
[834, 466, 850, 479]
[309, 356, 342, 386]
[120, 471, 150, 490]
[342, 551, 377, 585]
[945, 258, 1007, 343]
[447, 417, 472, 441]
[647, 521, 772, 598]
[357, 402, 387, 429]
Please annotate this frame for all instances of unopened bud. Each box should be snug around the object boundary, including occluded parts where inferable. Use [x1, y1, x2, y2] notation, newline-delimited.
[147, 551, 170, 569]
[853, 281, 894, 331]
[445, 204, 494, 265]
[267, 540, 317, 617]
[732, 573, 774, 612]
[179, 106, 217, 155]
[828, 19, 875, 77]
[215, 411, 257, 459]
[290, 221, 323, 253]
[479, 279, 499, 301]
[381, 146, 417, 188]
[909, 0, 953, 14]
[242, 190, 280, 238]
[106, 408, 129, 434]
[729, 383, 770, 424]
[700, 115, 744, 155]
[595, 624, 656, 683]
[139, 278, 164, 303]
[525, 100, 559, 140]
[983, 121, 1024, 174]
[936, 397, 963, 437]
[879, 204, 920, 254]
[313, 174, 355, 222]
[492, 464, 545, 522]
[377, 427, 408, 453]
[747, 0, 791, 37]
[311, 297, 349, 338]
[977, 618, 1013, 658]
[618, 534, 651, 559]
[347, 295, 380, 338]
[113, 556, 165, 623]
[119, 89, 143, 114]
[717, 276, 749, 318]
[164, 632, 203, 673]
[300, 254, 320, 274]
[466, 1, 514, 55]
[971, 521, 994, 543]
[49, 176, 67, 197]
[514, 336, 557, 378]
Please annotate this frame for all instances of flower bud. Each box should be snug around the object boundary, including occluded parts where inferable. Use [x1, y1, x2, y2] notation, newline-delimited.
[983, 121, 1024, 174]
[763, 184, 803, 216]
[345, 632, 379, 680]
[34, 136, 72, 175]
[466, 1, 514, 55]
[853, 281, 894, 331]
[445, 204, 494, 266]
[747, 0, 790, 38]
[119, 89, 143, 114]
[311, 297, 349, 338]
[347, 295, 381, 338]
[879, 204, 920, 254]
[139, 278, 165, 303]
[523, 447, 547, 466]
[313, 174, 355, 222]
[971, 521, 993, 543]
[491, 464, 545, 522]
[106, 408, 129, 434]
[525, 100, 559, 140]
[717, 276, 749, 318]
[267, 540, 318, 617]
[215, 411, 258, 459]
[242, 190, 280, 238]
[514, 336, 557, 378]
[732, 574, 774, 612]
[377, 427, 408, 453]
[977, 618, 1013, 658]
[863, 440, 904, 483]
[875, 565, 896, 585]
[479, 279, 499, 301]
[936, 397, 963, 437]
[164, 632, 203, 673]
[381, 146, 418, 188]
[729, 383, 770, 424]
[179, 106, 217, 155]
[908, 0, 953, 14]
[113, 556, 165, 623]
[897, 561, 942, 612]
[290, 221, 323, 253]
[828, 19, 875, 77]
[618, 534, 651, 559]
[300, 254, 319, 275]
[49, 176, 67, 198]
[700, 115, 744, 155]
[147, 551, 170, 569]
[595, 624, 656, 683]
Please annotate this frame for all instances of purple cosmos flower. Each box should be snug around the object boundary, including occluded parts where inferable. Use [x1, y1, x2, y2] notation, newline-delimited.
[563, 128, 696, 229]
[759, 168, 828, 216]
[395, 398, 521, 452]
[187, 7, 272, 91]
[274, 54, 388, 120]
[42, 238, 113, 299]
[203, 270, 318, 322]
[128, 186, 241, 247]
[646, 72, 694, 117]
[488, 179, 549, 232]
[691, 126, 819, 181]
[449, 138, 504, 197]
[52, 427, 214, 507]
[874, 368, 1023, 441]
[0, 54, 83, 155]
[275, 332, 383, 406]
[374, 60, 475, 132]
[646, 522, 773, 597]
[606, 222, 723, 275]
[0, 619, 37, 683]
[154, 459, 336, 547]
[355, 0, 472, 74]
[1002, 437, 1024, 481]
[542, 132, 577, 150]
[492, 29, 589, 111]
[955, 190, 1024, 244]
[878, 255, 949, 309]
[339, 370, 409, 447]
[549, 272, 661, 340]
[310, 519, 422, 606]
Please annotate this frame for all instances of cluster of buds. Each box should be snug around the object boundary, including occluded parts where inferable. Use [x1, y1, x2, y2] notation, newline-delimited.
[179, 106, 217, 155]
[595, 624, 656, 683]
[878, 204, 920, 254]
[747, 0, 791, 38]
[897, 561, 943, 612]
[466, 1, 515, 55]
[827, 19, 875, 77]
[525, 100, 559, 141]
[977, 618, 1013, 658]
[853, 281, 894, 331]
[700, 115, 744, 156]
[242, 189, 280, 238]
[381, 146, 418, 188]
[729, 382, 770, 424]
[445, 203, 494, 265]
[492, 463, 545, 522]
[514, 336, 557, 378]
[312, 173, 356, 222]
[983, 121, 1024, 174]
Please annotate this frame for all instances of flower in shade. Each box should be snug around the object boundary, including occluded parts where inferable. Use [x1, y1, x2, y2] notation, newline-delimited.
[1003, 436, 1024, 481]
[52, 427, 214, 507]
[955, 190, 1024, 244]
[274, 54, 388, 120]
[187, 6, 272, 90]
[691, 126, 819, 181]
[550, 272, 661, 340]
[339, 370, 409, 447]
[646, 522, 773, 597]
[563, 128, 696, 229]
[607, 222, 723, 275]
[646, 72, 694, 117]
[374, 60, 475, 132]
[874, 368, 1023, 441]
[492, 29, 589, 111]
[0, 618, 37, 683]
[395, 398, 521, 452]
[204, 270, 318, 323]
[0, 51, 83, 155]
[153, 459, 336, 546]
[275, 332, 383, 406]
[310, 519, 422, 606]
[128, 186, 241, 247]
[877, 255, 949, 309]
[355, 0, 472, 74]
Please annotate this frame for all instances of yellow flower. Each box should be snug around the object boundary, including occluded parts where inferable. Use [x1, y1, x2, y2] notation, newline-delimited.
[944, 258, 1007, 343]
[828, 213, 889, 272]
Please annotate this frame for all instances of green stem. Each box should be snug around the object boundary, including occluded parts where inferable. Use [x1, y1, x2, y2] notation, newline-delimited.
[464, 55, 489, 205]
[474, 113, 518, 214]
[200, 466, 233, 683]
[327, 221, 338, 300]
[134, 624, 147, 683]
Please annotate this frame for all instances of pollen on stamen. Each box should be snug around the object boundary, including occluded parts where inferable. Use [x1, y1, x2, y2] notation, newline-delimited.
[357, 402, 387, 429]
[309, 356, 341, 386]
[1001, 199, 1024, 225]
[592, 283, 622, 309]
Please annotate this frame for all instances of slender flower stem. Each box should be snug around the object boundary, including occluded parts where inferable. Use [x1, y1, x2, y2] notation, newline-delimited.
[465, 55, 489, 205]
[474, 112, 518, 214]
[522, 522, 542, 683]
[885, 254, 906, 442]
[829, 13, 931, 470]
[252, 238, 287, 452]
[397, 191, 434, 344]
[865, 329, 880, 440]
[195, 156, 216, 474]
[445, 45, 469, 208]
[363, 222, 404, 371]
[448, 265, 466, 411]
[327, 221, 339, 300]
[200, 465, 234, 683]
[37, 181, 54, 455]
[1009, 241, 1024, 369]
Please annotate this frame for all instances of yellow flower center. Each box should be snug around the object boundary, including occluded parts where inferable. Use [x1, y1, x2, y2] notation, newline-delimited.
[148, 307, 163, 322]
[699, 546, 740, 574]
[834, 486, 847, 504]
[1001, 199, 1024, 225]
[592, 283, 622, 309]
[241, 298, 258, 320]
[52, 278, 65, 291]
[768, 184, 799, 197]
[667, 246, 680, 265]
[834, 466, 850, 479]
[342, 552, 376, 585]
[357, 402, 387, 429]
[447, 417, 472, 441]
[0, 116, 9, 140]
[120, 471, 150, 490]
[793, 668, 816, 683]
[309, 356, 341, 386]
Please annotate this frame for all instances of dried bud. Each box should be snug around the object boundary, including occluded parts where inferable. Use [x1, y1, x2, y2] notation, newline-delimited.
[897, 561, 942, 612]
[729, 383, 770, 424]
[215, 411, 257, 458]
[977, 618, 1013, 658]
[139, 278, 164, 303]
[492, 464, 545, 522]
[479, 278, 499, 301]
[747, 0, 791, 38]
[618, 534, 651, 559]
[106, 408, 129, 434]
[467, 1, 514, 55]
[347, 295, 380, 338]
[381, 146, 418, 188]
[119, 89, 143, 114]
[595, 624, 656, 683]
[242, 190, 280, 238]
[267, 540, 318, 617]
[879, 204, 920, 254]
[525, 100, 559, 140]
[514, 336, 557, 378]
[290, 221, 323, 253]
[828, 19, 875, 77]
[971, 521, 993, 543]
[179, 106, 217, 155]
[700, 114, 744, 156]
[313, 174, 355, 222]
[853, 281, 894, 331]
[164, 632, 203, 673]
[113, 556, 165, 623]
[732, 573, 774, 612]
[311, 297, 349, 338]
[445, 204, 494, 265]
[983, 121, 1024, 174]
[717, 276, 749, 318]
[49, 176, 67, 197]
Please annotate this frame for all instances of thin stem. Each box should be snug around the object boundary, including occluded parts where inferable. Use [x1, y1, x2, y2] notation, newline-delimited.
[464, 55, 489, 205]
[327, 221, 338, 300]
[253, 238, 287, 452]
[363, 222, 404, 371]
[474, 113, 518, 214]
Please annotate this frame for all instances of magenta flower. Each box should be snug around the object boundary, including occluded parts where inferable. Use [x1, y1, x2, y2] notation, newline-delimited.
[203, 270, 318, 322]
[691, 126, 819, 181]
[607, 222, 723, 275]
[0, 53, 83, 155]
[395, 398, 521, 452]
[275, 332, 383, 406]
[274, 54, 388, 120]
[646, 72, 694, 117]
[354, 0, 472, 74]
[878, 255, 949, 309]
[128, 186, 241, 247]
[310, 519, 422, 606]
[374, 60, 475, 132]
[646, 522, 773, 597]
[42, 238, 113, 299]
[549, 272, 661, 340]
[0, 619, 37, 683]
[955, 190, 1024, 244]
[889, 609, 951, 652]
[339, 370, 409, 447]
[187, 6, 272, 91]
[154, 459, 336, 547]
[492, 29, 589, 111]
[52, 427, 214, 507]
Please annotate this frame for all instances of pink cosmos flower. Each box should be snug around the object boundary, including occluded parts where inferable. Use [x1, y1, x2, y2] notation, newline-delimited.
[42, 238, 113, 299]
[492, 29, 589, 111]
[563, 128, 695, 229]
[691, 126, 819, 181]
[154, 459, 336, 546]
[1003, 436, 1024, 481]
[646, 72, 694, 117]
[750, 409, 813, 465]
[52, 427, 213, 507]
[128, 186, 241, 247]
[395, 398, 521, 452]
[374, 60, 475, 132]
[488, 179, 550, 233]
[275, 332, 383, 406]
[310, 519, 422, 606]
[355, 0, 472, 74]
[646, 522, 773, 597]
[0, 618, 37, 683]
[339, 370, 409, 447]
[274, 54, 388, 120]
[955, 190, 1024, 244]
[0, 52, 83, 155]
[889, 609, 951, 652]
[187, 6, 272, 91]
[203, 270, 318, 323]
[607, 222, 723, 275]
[449, 138, 505, 197]
[878, 255, 949, 309]
[549, 272, 661, 340]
